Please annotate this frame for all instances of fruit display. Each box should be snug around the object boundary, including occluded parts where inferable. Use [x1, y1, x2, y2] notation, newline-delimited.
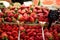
[0, 2, 60, 40]
[20, 25, 43, 40]
[0, 23, 18, 40]
[44, 24, 60, 40]
[0, 5, 49, 24]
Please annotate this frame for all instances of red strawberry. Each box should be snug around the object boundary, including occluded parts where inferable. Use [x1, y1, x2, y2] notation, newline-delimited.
[7, 32, 12, 35]
[18, 9, 21, 13]
[12, 31, 18, 37]
[29, 16, 35, 22]
[33, 9, 37, 12]
[21, 9, 26, 14]
[0, 18, 3, 22]
[29, 37, 34, 40]
[14, 14, 18, 18]
[18, 14, 24, 21]
[25, 36, 29, 39]
[1, 32, 8, 38]
[31, 12, 37, 19]
[0, 36, 2, 40]
[20, 32, 26, 38]
[26, 29, 31, 33]
[6, 11, 14, 17]
[5, 17, 12, 22]
[45, 32, 53, 38]
[37, 9, 42, 13]
[23, 13, 29, 20]
[0, 12, 4, 17]
[9, 36, 14, 40]
[37, 33, 42, 36]
[20, 26, 25, 31]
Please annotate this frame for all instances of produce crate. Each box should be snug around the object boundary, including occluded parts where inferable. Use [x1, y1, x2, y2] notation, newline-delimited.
[19, 24, 44, 40]
[0, 22, 19, 40]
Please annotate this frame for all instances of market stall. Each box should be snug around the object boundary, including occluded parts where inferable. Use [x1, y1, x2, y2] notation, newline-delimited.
[0, 0, 60, 40]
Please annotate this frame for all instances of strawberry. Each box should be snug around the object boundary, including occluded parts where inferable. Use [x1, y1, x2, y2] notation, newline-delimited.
[18, 14, 24, 21]
[20, 26, 25, 31]
[1, 32, 8, 38]
[6, 11, 14, 17]
[14, 14, 18, 18]
[45, 32, 53, 37]
[37, 9, 42, 13]
[23, 13, 29, 21]
[31, 12, 37, 19]
[24, 36, 29, 39]
[0, 18, 3, 22]
[33, 9, 37, 12]
[0, 12, 4, 17]
[7, 32, 11, 35]
[20, 32, 26, 38]
[26, 29, 31, 33]
[0, 36, 2, 40]
[29, 37, 34, 40]
[4, 17, 12, 22]
[12, 31, 18, 37]
[29, 16, 35, 23]
[18, 9, 21, 13]
[9, 36, 14, 40]
[37, 33, 42, 36]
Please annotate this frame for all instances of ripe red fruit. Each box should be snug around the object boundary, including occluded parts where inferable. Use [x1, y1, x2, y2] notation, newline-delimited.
[0, 18, 3, 22]
[0, 12, 4, 17]
[18, 9, 21, 13]
[37, 10, 42, 13]
[9, 36, 14, 40]
[45, 32, 53, 38]
[5, 17, 12, 22]
[18, 14, 24, 21]
[23, 13, 29, 20]
[29, 16, 35, 22]
[1, 32, 8, 38]
[7, 32, 12, 35]
[14, 14, 18, 18]
[31, 12, 37, 19]
[26, 29, 31, 33]
[37, 33, 42, 36]
[6, 11, 14, 17]
[20, 26, 25, 31]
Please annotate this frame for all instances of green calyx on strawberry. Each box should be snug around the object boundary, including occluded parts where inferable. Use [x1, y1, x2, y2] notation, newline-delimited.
[2, 18, 4, 22]
[38, 0, 41, 6]
[30, 7, 33, 12]
[48, 37, 53, 40]
[17, 14, 24, 21]
[2, 36, 8, 40]
[35, 19, 39, 24]
[12, 17, 16, 22]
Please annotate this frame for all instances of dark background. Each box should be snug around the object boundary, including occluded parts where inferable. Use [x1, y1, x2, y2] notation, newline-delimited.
[12, 0, 32, 4]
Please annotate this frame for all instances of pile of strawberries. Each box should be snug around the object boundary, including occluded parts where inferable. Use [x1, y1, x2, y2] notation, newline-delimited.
[0, 23, 18, 40]
[20, 24, 60, 40]
[20, 25, 43, 40]
[0, 5, 60, 40]
[44, 25, 60, 40]
[0, 5, 49, 23]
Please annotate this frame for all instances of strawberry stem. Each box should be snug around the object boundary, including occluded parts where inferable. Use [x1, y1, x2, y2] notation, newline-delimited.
[2, 36, 8, 40]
